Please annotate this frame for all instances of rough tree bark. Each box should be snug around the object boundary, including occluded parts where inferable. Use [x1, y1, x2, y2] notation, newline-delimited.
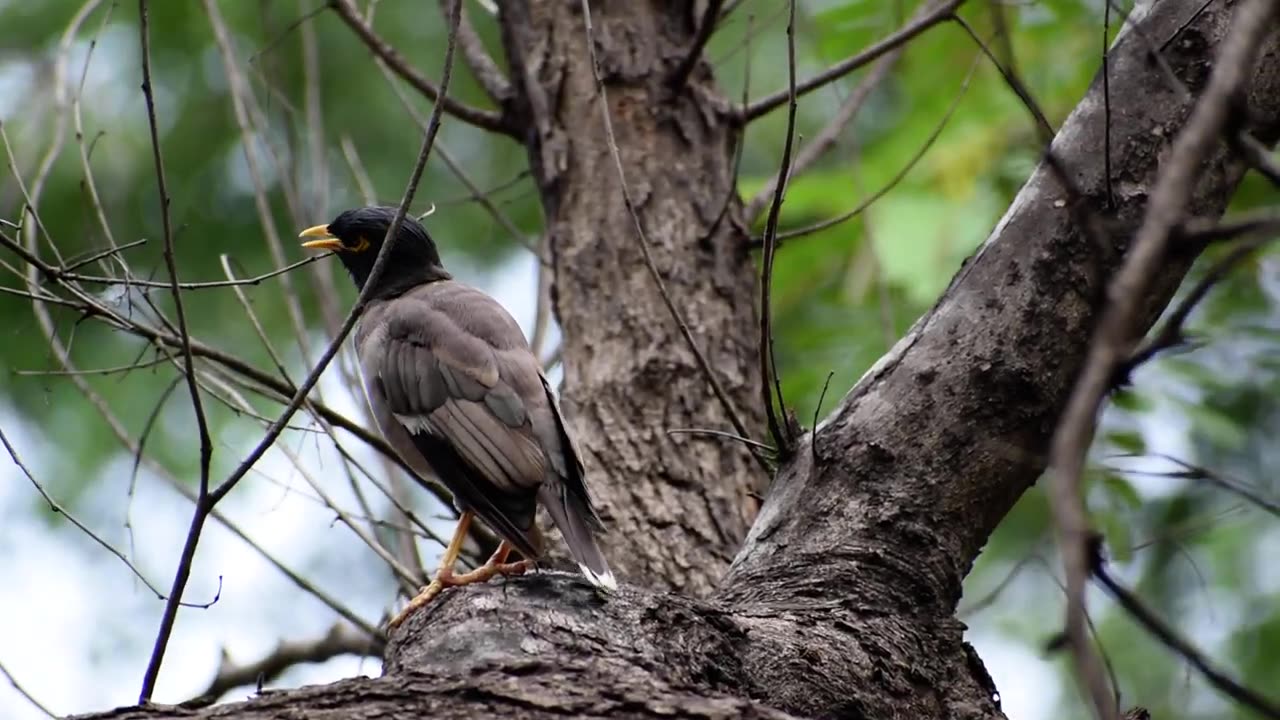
[79, 1, 1280, 719]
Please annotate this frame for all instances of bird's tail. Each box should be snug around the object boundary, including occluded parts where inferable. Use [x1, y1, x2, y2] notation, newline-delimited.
[539, 481, 616, 591]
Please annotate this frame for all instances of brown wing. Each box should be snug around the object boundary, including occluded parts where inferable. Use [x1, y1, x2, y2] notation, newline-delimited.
[355, 282, 549, 558]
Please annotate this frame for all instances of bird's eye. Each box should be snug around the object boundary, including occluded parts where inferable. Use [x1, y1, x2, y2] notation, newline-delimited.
[347, 236, 371, 252]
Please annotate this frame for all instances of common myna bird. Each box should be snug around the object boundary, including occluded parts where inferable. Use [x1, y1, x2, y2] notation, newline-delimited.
[300, 206, 614, 628]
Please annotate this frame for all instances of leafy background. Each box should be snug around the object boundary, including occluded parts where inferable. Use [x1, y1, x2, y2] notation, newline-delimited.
[0, 0, 1276, 718]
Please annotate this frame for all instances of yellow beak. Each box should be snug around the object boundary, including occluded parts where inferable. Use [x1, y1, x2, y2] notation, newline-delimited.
[299, 224, 343, 251]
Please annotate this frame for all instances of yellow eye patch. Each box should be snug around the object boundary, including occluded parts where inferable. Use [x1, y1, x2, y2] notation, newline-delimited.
[349, 236, 371, 252]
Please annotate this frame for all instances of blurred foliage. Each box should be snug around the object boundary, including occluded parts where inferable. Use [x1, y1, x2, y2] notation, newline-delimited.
[2, 0, 1278, 718]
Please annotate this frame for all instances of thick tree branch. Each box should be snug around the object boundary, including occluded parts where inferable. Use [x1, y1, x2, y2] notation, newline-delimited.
[720, 0, 1279, 712]
[78, 642, 798, 720]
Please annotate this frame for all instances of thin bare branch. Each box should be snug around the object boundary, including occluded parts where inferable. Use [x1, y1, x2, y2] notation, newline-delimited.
[187, 623, 381, 707]
[368, 43, 540, 257]
[138, 0, 214, 505]
[1124, 453, 1280, 518]
[300, 0, 330, 220]
[205, 0, 319, 370]
[1120, 234, 1273, 380]
[757, 55, 976, 247]
[340, 135, 379, 204]
[665, 428, 777, 453]
[330, 0, 513, 135]
[1233, 130, 1280, 187]
[62, 239, 147, 274]
[740, 0, 963, 122]
[72, 1, 125, 274]
[1094, 558, 1280, 718]
[757, 0, 800, 456]
[137, 0, 218, 700]
[744, 41, 901, 222]
[0, 657, 56, 719]
[441, 0, 511, 103]
[0, 424, 217, 609]
[0, 230, 323, 289]
[1047, 3, 1280, 720]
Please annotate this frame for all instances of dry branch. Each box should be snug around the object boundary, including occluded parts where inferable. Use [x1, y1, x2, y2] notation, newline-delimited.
[187, 623, 381, 707]
[1048, 2, 1279, 717]
[330, 0, 513, 135]
[740, 0, 962, 121]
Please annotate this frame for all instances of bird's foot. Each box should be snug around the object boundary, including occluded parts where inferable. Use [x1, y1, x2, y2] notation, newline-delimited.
[387, 579, 445, 630]
[387, 559, 534, 630]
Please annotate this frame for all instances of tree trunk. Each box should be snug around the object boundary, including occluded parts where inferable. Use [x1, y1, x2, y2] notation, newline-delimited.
[499, 0, 765, 597]
[77, 1, 1280, 718]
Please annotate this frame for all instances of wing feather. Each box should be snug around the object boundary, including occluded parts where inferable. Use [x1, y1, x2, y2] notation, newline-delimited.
[356, 287, 549, 557]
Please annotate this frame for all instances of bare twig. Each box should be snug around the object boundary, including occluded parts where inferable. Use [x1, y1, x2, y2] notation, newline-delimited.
[951, 14, 1053, 139]
[0, 238, 324, 290]
[0, 658, 56, 719]
[1233, 130, 1280, 187]
[206, 0, 320, 372]
[1094, 559, 1280, 718]
[757, 55, 976, 247]
[367, 43, 540, 257]
[743, 42, 901, 222]
[1120, 234, 1273, 379]
[187, 623, 381, 707]
[72, 1, 124, 274]
[329, 0, 512, 135]
[577, 0, 772, 470]
[299, 0, 330, 221]
[1047, 3, 1280, 719]
[1119, 453, 1280, 518]
[441, 0, 511, 103]
[62, 239, 147, 274]
[339, 135, 379, 203]
[1180, 208, 1280, 244]
[0, 424, 217, 609]
[757, 0, 800, 456]
[138, 0, 213, 506]
[740, 0, 963, 122]
[137, 0, 218, 700]
[665, 428, 777, 453]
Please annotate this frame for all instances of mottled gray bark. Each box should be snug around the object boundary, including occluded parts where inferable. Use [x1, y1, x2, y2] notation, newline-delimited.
[498, 0, 765, 597]
[76, 1, 1280, 719]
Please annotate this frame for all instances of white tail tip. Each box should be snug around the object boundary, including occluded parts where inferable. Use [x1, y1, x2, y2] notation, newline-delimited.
[579, 563, 617, 591]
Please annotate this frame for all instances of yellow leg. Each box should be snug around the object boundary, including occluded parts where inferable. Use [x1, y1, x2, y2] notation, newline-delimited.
[388, 511, 472, 629]
[387, 515, 533, 630]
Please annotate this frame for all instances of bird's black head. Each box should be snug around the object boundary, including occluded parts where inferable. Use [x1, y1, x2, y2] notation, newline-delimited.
[299, 206, 449, 296]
